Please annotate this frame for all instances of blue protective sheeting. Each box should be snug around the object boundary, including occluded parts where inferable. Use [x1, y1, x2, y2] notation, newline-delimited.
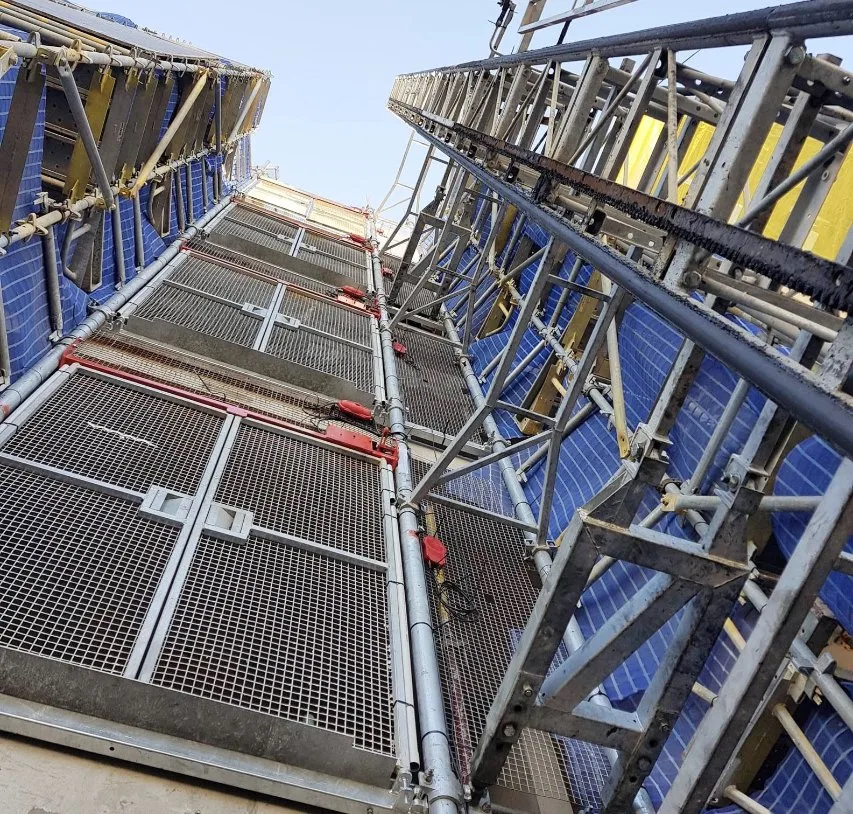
[713, 683, 853, 814]
[774, 436, 853, 631]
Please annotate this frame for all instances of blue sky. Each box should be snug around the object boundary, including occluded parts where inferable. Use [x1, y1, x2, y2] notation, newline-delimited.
[90, 0, 853, 209]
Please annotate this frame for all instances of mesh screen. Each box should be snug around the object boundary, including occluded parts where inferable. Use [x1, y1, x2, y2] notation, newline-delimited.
[5, 373, 224, 494]
[419, 487, 610, 806]
[265, 325, 374, 393]
[0, 465, 179, 674]
[281, 290, 372, 347]
[215, 423, 385, 561]
[394, 280, 438, 312]
[183, 240, 329, 293]
[170, 256, 276, 307]
[135, 285, 262, 348]
[151, 533, 393, 755]
[301, 232, 366, 267]
[213, 218, 294, 255]
[227, 206, 300, 240]
[395, 327, 475, 435]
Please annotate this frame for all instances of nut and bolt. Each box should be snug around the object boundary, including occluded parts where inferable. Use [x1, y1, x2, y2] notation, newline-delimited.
[502, 723, 518, 738]
[522, 684, 534, 697]
[785, 45, 807, 66]
[637, 757, 652, 771]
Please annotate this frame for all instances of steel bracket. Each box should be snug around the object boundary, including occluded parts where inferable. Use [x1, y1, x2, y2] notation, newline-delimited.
[139, 485, 194, 526]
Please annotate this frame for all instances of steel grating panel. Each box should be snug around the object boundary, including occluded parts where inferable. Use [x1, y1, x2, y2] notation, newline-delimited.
[135, 285, 262, 348]
[213, 218, 295, 255]
[215, 423, 385, 561]
[395, 327, 476, 436]
[265, 325, 375, 393]
[380, 254, 402, 274]
[228, 207, 300, 240]
[423, 489, 610, 807]
[394, 280, 438, 312]
[4, 372, 224, 494]
[0, 465, 179, 674]
[151, 533, 393, 755]
[75, 331, 333, 430]
[169, 257, 277, 307]
[302, 233, 367, 268]
[184, 240, 329, 293]
[281, 290, 372, 347]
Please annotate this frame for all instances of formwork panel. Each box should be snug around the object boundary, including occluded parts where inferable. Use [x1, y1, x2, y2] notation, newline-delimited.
[4, 372, 224, 494]
[170, 257, 277, 307]
[151, 533, 393, 755]
[265, 325, 375, 393]
[281, 289, 372, 347]
[426, 499, 609, 808]
[395, 327, 475, 435]
[0, 465, 179, 674]
[135, 286, 262, 348]
[214, 423, 385, 561]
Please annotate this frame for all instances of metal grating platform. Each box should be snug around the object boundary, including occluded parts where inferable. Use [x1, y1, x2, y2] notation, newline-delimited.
[227, 206, 301, 240]
[297, 232, 368, 281]
[75, 331, 326, 427]
[214, 423, 385, 560]
[169, 257, 277, 307]
[424, 494, 610, 807]
[395, 327, 475, 436]
[151, 532, 393, 755]
[134, 285, 262, 348]
[213, 217, 295, 255]
[281, 289, 373, 347]
[265, 325, 375, 393]
[183, 240, 330, 293]
[4, 372, 224, 494]
[0, 464, 179, 674]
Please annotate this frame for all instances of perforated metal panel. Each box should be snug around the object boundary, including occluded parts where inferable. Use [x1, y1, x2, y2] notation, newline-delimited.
[215, 423, 385, 560]
[135, 285, 262, 348]
[0, 465, 179, 674]
[169, 257, 276, 307]
[151, 533, 393, 755]
[265, 325, 375, 393]
[395, 327, 476, 435]
[425, 498, 607, 805]
[4, 372, 224, 494]
[281, 290, 372, 347]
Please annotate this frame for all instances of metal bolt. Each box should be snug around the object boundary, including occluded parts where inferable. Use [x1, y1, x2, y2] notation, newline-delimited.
[367, 809, 374, 814]
[502, 723, 518, 738]
[843, 75, 851, 85]
[637, 757, 652, 771]
[424, 768, 434, 783]
[785, 45, 807, 66]
[522, 684, 533, 698]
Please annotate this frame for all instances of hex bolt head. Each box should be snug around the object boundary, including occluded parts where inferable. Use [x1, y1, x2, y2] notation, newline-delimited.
[786, 45, 807, 65]
[637, 757, 652, 771]
[502, 723, 518, 738]
[522, 684, 534, 698]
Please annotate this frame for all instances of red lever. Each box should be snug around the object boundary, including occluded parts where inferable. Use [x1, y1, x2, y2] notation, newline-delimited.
[337, 400, 373, 421]
[341, 285, 366, 300]
[393, 341, 407, 357]
[422, 535, 447, 567]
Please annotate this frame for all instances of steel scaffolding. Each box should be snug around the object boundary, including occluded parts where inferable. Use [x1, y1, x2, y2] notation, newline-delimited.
[380, 2, 853, 813]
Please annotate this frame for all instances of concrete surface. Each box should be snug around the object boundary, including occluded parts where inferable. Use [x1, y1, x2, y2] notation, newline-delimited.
[0, 734, 302, 814]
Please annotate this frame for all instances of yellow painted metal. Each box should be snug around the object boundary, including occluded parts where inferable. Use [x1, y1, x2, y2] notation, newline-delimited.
[63, 67, 115, 201]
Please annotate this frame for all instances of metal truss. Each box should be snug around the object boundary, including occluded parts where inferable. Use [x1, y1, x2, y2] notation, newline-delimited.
[383, 3, 853, 813]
